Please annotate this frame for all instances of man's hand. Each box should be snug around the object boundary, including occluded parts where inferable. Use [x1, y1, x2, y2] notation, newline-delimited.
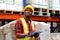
[28, 31, 35, 37]
[17, 33, 27, 38]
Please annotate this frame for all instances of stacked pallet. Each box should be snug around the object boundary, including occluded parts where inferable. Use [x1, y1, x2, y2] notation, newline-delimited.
[0, 10, 21, 14]
[34, 21, 50, 40]
[0, 27, 5, 40]
[0, 20, 17, 40]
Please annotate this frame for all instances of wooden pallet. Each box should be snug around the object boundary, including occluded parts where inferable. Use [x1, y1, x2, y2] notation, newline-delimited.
[0, 10, 5, 14]
[49, 9, 60, 13]
[0, 10, 22, 14]
[34, 8, 49, 16]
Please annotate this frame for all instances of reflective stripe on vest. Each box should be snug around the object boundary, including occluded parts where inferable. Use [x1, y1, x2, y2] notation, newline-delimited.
[20, 18, 29, 34]
[20, 18, 35, 34]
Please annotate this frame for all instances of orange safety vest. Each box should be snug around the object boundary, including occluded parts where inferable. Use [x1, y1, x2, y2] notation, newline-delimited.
[20, 18, 35, 34]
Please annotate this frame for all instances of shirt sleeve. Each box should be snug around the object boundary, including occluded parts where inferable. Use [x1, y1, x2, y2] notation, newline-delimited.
[15, 20, 22, 33]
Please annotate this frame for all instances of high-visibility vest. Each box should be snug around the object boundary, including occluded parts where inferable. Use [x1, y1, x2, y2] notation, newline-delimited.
[20, 18, 35, 35]
[17, 37, 35, 40]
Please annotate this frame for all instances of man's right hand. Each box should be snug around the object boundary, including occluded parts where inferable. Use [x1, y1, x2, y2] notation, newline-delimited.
[17, 33, 27, 38]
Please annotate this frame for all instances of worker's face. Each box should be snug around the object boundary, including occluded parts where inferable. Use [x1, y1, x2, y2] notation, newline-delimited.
[24, 9, 32, 17]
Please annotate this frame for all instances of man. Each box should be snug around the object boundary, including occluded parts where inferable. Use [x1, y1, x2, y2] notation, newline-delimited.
[15, 5, 40, 40]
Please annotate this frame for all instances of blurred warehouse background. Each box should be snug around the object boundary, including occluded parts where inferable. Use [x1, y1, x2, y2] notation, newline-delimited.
[0, 0, 60, 33]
